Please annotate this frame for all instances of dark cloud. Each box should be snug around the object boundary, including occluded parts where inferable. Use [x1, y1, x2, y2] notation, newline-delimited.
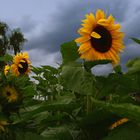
[19, 16, 37, 34]
[3, 0, 140, 69]
[122, 11, 140, 44]
[24, 0, 130, 54]
[121, 43, 140, 64]
[28, 48, 61, 67]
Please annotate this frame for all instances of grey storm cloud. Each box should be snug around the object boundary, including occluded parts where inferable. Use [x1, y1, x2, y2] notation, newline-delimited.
[1, 0, 140, 70]
[24, 0, 130, 53]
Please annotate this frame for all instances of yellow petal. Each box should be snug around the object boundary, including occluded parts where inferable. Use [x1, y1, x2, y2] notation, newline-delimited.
[97, 19, 109, 26]
[81, 23, 93, 28]
[91, 31, 101, 39]
[79, 27, 92, 34]
[78, 42, 91, 53]
[75, 36, 91, 43]
[20, 59, 25, 63]
[107, 15, 115, 24]
[80, 48, 95, 61]
[109, 50, 119, 65]
[96, 9, 105, 20]
[111, 32, 124, 39]
[84, 13, 96, 24]
[108, 24, 121, 31]
[18, 64, 23, 68]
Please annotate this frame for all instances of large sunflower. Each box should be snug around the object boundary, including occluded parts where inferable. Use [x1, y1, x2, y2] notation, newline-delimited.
[2, 85, 18, 103]
[11, 52, 31, 76]
[75, 9, 125, 65]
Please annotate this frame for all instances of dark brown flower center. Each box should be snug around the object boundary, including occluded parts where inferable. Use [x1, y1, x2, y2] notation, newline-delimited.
[91, 25, 112, 53]
[6, 92, 11, 96]
[18, 59, 28, 74]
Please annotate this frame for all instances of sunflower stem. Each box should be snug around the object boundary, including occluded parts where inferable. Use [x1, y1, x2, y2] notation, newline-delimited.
[86, 95, 91, 114]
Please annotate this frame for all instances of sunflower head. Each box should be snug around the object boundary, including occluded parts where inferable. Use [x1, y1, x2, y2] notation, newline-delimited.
[0, 120, 9, 132]
[109, 118, 129, 130]
[11, 52, 31, 76]
[2, 85, 18, 103]
[4, 65, 10, 75]
[75, 9, 125, 65]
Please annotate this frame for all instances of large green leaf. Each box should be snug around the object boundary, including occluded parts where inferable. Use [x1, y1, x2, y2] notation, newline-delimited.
[61, 62, 96, 95]
[92, 99, 140, 123]
[18, 92, 78, 122]
[41, 65, 58, 74]
[41, 126, 74, 140]
[95, 73, 132, 99]
[61, 40, 79, 64]
[126, 58, 140, 74]
[0, 54, 13, 62]
[16, 132, 46, 140]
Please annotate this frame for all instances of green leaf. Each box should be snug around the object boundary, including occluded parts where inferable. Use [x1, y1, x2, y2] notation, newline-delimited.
[131, 37, 140, 45]
[41, 65, 58, 74]
[61, 62, 96, 95]
[31, 66, 43, 75]
[61, 40, 79, 64]
[84, 60, 112, 71]
[95, 73, 132, 99]
[113, 65, 122, 74]
[0, 54, 13, 62]
[16, 132, 46, 140]
[126, 58, 140, 74]
[92, 98, 140, 123]
[41, 126, 74, 140]
[19, 93, 78, 122]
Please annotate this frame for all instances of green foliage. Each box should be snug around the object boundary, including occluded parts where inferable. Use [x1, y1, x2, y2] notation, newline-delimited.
[92, 99, 140, 123]
[1, 22, 140, 140]
[61, 40, 79, 64]
[126, 58, 140, 74]
[16, 132, 46, 140]
[61, 62, 96, 95]
[103, 123, 140, 140]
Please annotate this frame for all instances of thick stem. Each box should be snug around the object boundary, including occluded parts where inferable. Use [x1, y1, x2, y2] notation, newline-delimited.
[86, 95, 91, 114]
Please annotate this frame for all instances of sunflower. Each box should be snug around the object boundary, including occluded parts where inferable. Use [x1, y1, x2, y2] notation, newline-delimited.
[2, 85, 18, 103]
[109, 118, 129, 130]
[11, 52, 31, 76]
[75, 9, 125, 65]
[0, 120, 9, 132]
[4, 65, 10, 75]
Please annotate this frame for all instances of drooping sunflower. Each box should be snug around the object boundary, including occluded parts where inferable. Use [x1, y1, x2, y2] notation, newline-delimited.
[109, 118, 129, 130]
[75, 9, 125, 65]
[0, 120, 9, 132]
[11, 52, 31, 76]
[2, 85, 18, 103]
[4, 65, 10, 75]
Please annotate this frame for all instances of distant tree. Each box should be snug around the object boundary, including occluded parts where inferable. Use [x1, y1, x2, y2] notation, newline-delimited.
[10, 29, 26, 55]
[0, 22, 26, 69]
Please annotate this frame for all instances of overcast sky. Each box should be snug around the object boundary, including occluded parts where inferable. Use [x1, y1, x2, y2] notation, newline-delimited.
[0, 0, 140, 75]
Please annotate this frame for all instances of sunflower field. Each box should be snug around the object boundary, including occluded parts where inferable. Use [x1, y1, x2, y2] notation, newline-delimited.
[0, 9, 140, 140]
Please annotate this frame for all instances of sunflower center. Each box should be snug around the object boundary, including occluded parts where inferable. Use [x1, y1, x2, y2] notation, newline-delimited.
[18, 60, 28, 74]
[6, 92, 11, 96]
[91, 25, 112, 53]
